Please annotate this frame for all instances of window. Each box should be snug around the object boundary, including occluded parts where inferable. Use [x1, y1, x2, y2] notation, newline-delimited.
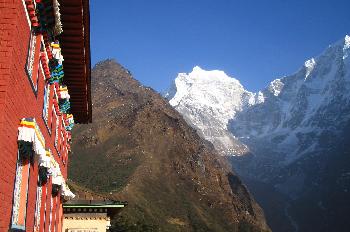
[59, 130, 64, 156]
[25, 31, 41, 95]
[51, 106, 57, 143]
[52, 85, 60, 154]
[34, 182, 48, 232]
[48, 196, 53, 232]
[43, 181, 49, 232]
[33, 183, 43, 232]
[11, 152, 31, 231]
[50, 196, 60, 232]
[15, 118, 46, 231]
[49, 195, 59, 232]
[25, 31, 36, 82]
[53, 112, 60, 156]
[43, 83, 51, 133]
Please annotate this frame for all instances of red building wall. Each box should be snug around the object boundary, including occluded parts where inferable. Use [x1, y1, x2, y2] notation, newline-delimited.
[0, 1, 70, 231]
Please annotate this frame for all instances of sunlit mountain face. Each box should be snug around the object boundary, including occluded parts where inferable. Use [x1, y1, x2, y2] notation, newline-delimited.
[69, 60, 270, 232]
[165, 35, 350, 232]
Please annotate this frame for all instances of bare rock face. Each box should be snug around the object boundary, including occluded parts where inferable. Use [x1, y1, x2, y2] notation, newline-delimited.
[69, 59, 270, 232]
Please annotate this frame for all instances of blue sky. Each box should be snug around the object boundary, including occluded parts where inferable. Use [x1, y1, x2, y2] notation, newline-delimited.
[90, 0, 350, 92]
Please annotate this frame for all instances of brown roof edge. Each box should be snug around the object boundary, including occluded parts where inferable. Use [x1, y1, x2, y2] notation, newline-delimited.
[60, 0, 92, 124]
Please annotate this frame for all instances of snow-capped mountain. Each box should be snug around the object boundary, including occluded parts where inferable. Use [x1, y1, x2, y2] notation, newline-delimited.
[165, 35, 350, 160]
[164, 66, 260, 155]
[165, 35, 350, 232]
[230, 35, 350, 168]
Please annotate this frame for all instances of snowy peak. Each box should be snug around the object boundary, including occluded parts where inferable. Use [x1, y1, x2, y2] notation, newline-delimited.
[304, 58, 316, 79]
[268, 79, 284, 96]
[166, 66, 248, 108]
[343, 35, 350, 59]
[165, 35, 350, 158]
[163, 36, 350, 232]
[344, 35, 350, 49]
[192, 65, 202, 71]
[229, 35, 350, 162]
[177, 65, 243, 86]
[164, 66, 253, 155]
[324, 34, 350, 61]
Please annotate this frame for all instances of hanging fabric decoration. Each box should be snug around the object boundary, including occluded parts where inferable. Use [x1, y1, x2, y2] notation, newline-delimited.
[38, 165, 48, 187]
[18, 118, 36, 142]
[38, 149, 52, 187]
[49, 63, 64, 84]
[17, 119, 75, 198]
[17, 119, 35, 162]
[51, 41, 64, 64]
[52, 0, 63, 36]
[39, 149, 52, 169]
[58, 85, 70, 99]
[37, 0, 74, 133]
[32, 121, 46, 157]
[36, 0, 55, 33]
[17, 118, 46, 160]
[51, 171, 63, 186]
[65, 114, 74, 131]
[58, 99, 70, 114]
[48, 155, 74, 198]
[61, 183, 75, 198]
[22, 0, 76, 201]
[52, 184, 60, 197]
[61, 181, 74, 198]
[49, 157, 60, 180]
[18, 140, 34, 163]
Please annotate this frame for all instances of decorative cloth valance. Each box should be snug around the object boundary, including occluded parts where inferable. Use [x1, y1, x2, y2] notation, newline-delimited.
[44, 149, 75, 198]
[61, 183, 75, 198]
[36, 0, 63, 35]
[59, 99, 70, 114]
[51, 42, 64, 64]
[65, 114, 74, 131]
[52, 0, 63, 36]
[58, 85, 70, 99]
[18, 118, 46, 158]
[17, 118, 75, 198]
[49, 63, 64, 84]
[39, 149, 51, 169]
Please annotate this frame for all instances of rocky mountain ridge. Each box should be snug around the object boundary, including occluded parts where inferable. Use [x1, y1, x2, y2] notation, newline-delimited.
[166, 35, 350, 159]
[69, 60, 270, 232]
[165, 35, 350, 231]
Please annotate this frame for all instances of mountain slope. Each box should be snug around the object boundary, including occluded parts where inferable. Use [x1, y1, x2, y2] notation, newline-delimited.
[68, 60, 270, 232]
[165, 35, 350, 231]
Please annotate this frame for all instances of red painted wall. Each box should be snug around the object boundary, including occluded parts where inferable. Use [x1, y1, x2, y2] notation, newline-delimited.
[0, 1, 69, 231]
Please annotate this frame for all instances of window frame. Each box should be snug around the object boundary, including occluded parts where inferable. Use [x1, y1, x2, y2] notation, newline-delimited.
[42, 83, 51, 135]
[10, 151, 32, 231]
[25, 31, 41, 96]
